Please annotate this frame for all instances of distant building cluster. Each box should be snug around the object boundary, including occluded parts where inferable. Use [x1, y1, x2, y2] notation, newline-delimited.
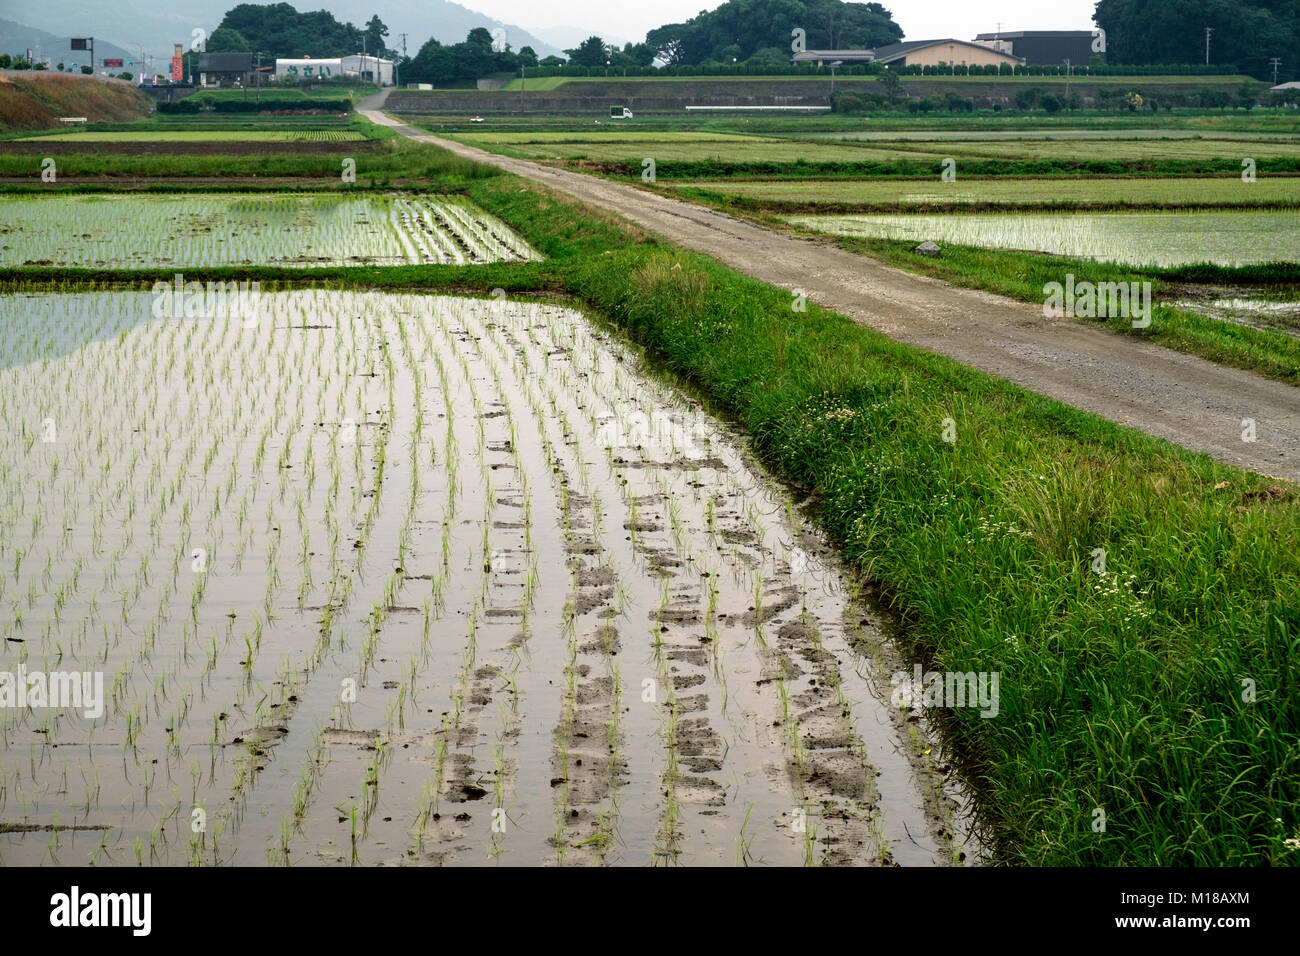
[193, 51, 394, 88]
[792, 30, 1100, 69]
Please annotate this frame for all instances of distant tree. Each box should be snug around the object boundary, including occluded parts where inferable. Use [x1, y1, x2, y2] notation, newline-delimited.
[645, 23, 687, 65]
[217, 3, 367, 59]
[56, 61, 64, 70]
[649, 0, 902, 66]
[80, 65, 92, 74]
[364, 15, 390, 57]
[406, 29, 523, 85]
[877, 70, 902, 101]
[1094, 0, 1298, 79]
[518, 46, 538, 67]
[207, 27, 250, 53]
[538, 55, 565, 67]
[744, 46, 789, 70]
[565, 36, 610, 67]
[0, 54, 10, 68]
[620, 42, 657, 67]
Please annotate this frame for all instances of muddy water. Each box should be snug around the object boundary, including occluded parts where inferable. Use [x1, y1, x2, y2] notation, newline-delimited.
[0, 291, 979, 866]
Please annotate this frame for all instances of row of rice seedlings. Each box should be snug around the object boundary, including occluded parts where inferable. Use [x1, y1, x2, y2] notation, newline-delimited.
[0, 195, 535, 269]
[0, 290, 369, 862]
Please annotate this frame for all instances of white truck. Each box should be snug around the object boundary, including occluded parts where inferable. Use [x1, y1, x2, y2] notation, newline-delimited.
[609, 105, 633, 119]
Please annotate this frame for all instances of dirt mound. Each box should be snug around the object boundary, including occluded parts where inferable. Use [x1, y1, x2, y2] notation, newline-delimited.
[0, 72, 152, 131]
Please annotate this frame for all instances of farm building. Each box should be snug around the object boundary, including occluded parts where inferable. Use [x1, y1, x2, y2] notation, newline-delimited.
[274, 54, 394, 85]
[196, 52, 255, 88]
[871, 39, 1024, 69]
[974, 31, 1099, 65]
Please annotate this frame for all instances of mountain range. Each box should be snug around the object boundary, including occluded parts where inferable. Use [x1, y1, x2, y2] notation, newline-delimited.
[0, 17, 136, 66]
[6, 1, 567, 62]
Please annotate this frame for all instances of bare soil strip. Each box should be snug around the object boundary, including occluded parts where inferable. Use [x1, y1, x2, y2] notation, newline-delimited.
[362, 105, 1300, 484]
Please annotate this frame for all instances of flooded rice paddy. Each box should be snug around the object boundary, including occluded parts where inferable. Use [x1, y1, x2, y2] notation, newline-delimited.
[790, 209, 1300, 267]
[0, 194, 538, 268]
[0, 291, 975, 866]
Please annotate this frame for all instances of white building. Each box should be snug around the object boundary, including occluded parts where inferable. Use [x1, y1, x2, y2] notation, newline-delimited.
[274, 54, 394, 85]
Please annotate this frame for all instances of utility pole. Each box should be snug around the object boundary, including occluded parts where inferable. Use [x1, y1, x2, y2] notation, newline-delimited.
[1270, 57, 1282, 85]
[1064, 58, 1071, 101]
[1205, 27, 1213, 66]
[397, 33, 406, 87]
[520, 64, 525, 113]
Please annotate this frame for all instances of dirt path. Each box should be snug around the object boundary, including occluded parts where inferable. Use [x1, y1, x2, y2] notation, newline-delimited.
[362, 102, 1300, 484]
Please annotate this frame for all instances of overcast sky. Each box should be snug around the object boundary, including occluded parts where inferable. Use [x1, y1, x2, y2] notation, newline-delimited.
[473, 0, 1100, 45]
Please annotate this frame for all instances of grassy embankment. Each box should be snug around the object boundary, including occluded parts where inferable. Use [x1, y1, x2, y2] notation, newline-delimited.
[7, 144, 1298, 863]
[0, 72, 153, 131]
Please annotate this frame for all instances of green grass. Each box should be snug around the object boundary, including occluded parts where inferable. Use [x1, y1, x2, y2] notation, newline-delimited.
[0, 137, 496, 185]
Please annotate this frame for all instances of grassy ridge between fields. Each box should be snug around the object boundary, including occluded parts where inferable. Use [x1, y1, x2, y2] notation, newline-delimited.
[6, 168, 1298, 865]
[460, 176, 1300, 865]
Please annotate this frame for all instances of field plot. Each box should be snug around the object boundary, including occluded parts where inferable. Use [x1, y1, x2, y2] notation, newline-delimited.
[0, 194, 538, 267]
[0, 291, 965, 866]
[680, 176, 1300, 208]
[806, 129, 1300, 142]
[443, 132, 944, 165]
[912, 137, 1300, 162]
[789, 209, 1300, 267]
[16, 130, 366, 143]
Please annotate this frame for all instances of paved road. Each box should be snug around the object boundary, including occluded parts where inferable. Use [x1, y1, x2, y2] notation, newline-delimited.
[361, 100, 1300, 483]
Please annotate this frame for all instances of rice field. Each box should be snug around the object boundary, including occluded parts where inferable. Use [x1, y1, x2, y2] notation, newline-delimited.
[788, 209, 1300, 267]
[906, 137, 1300, 162]
[680, 176, 1300, 207]
[807, 129, 1300, 142]
[0, 290, 966, 866]
[446, 133, 943, 165]
[0, 194, 539, 268]
[17, 130, 365, 142]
